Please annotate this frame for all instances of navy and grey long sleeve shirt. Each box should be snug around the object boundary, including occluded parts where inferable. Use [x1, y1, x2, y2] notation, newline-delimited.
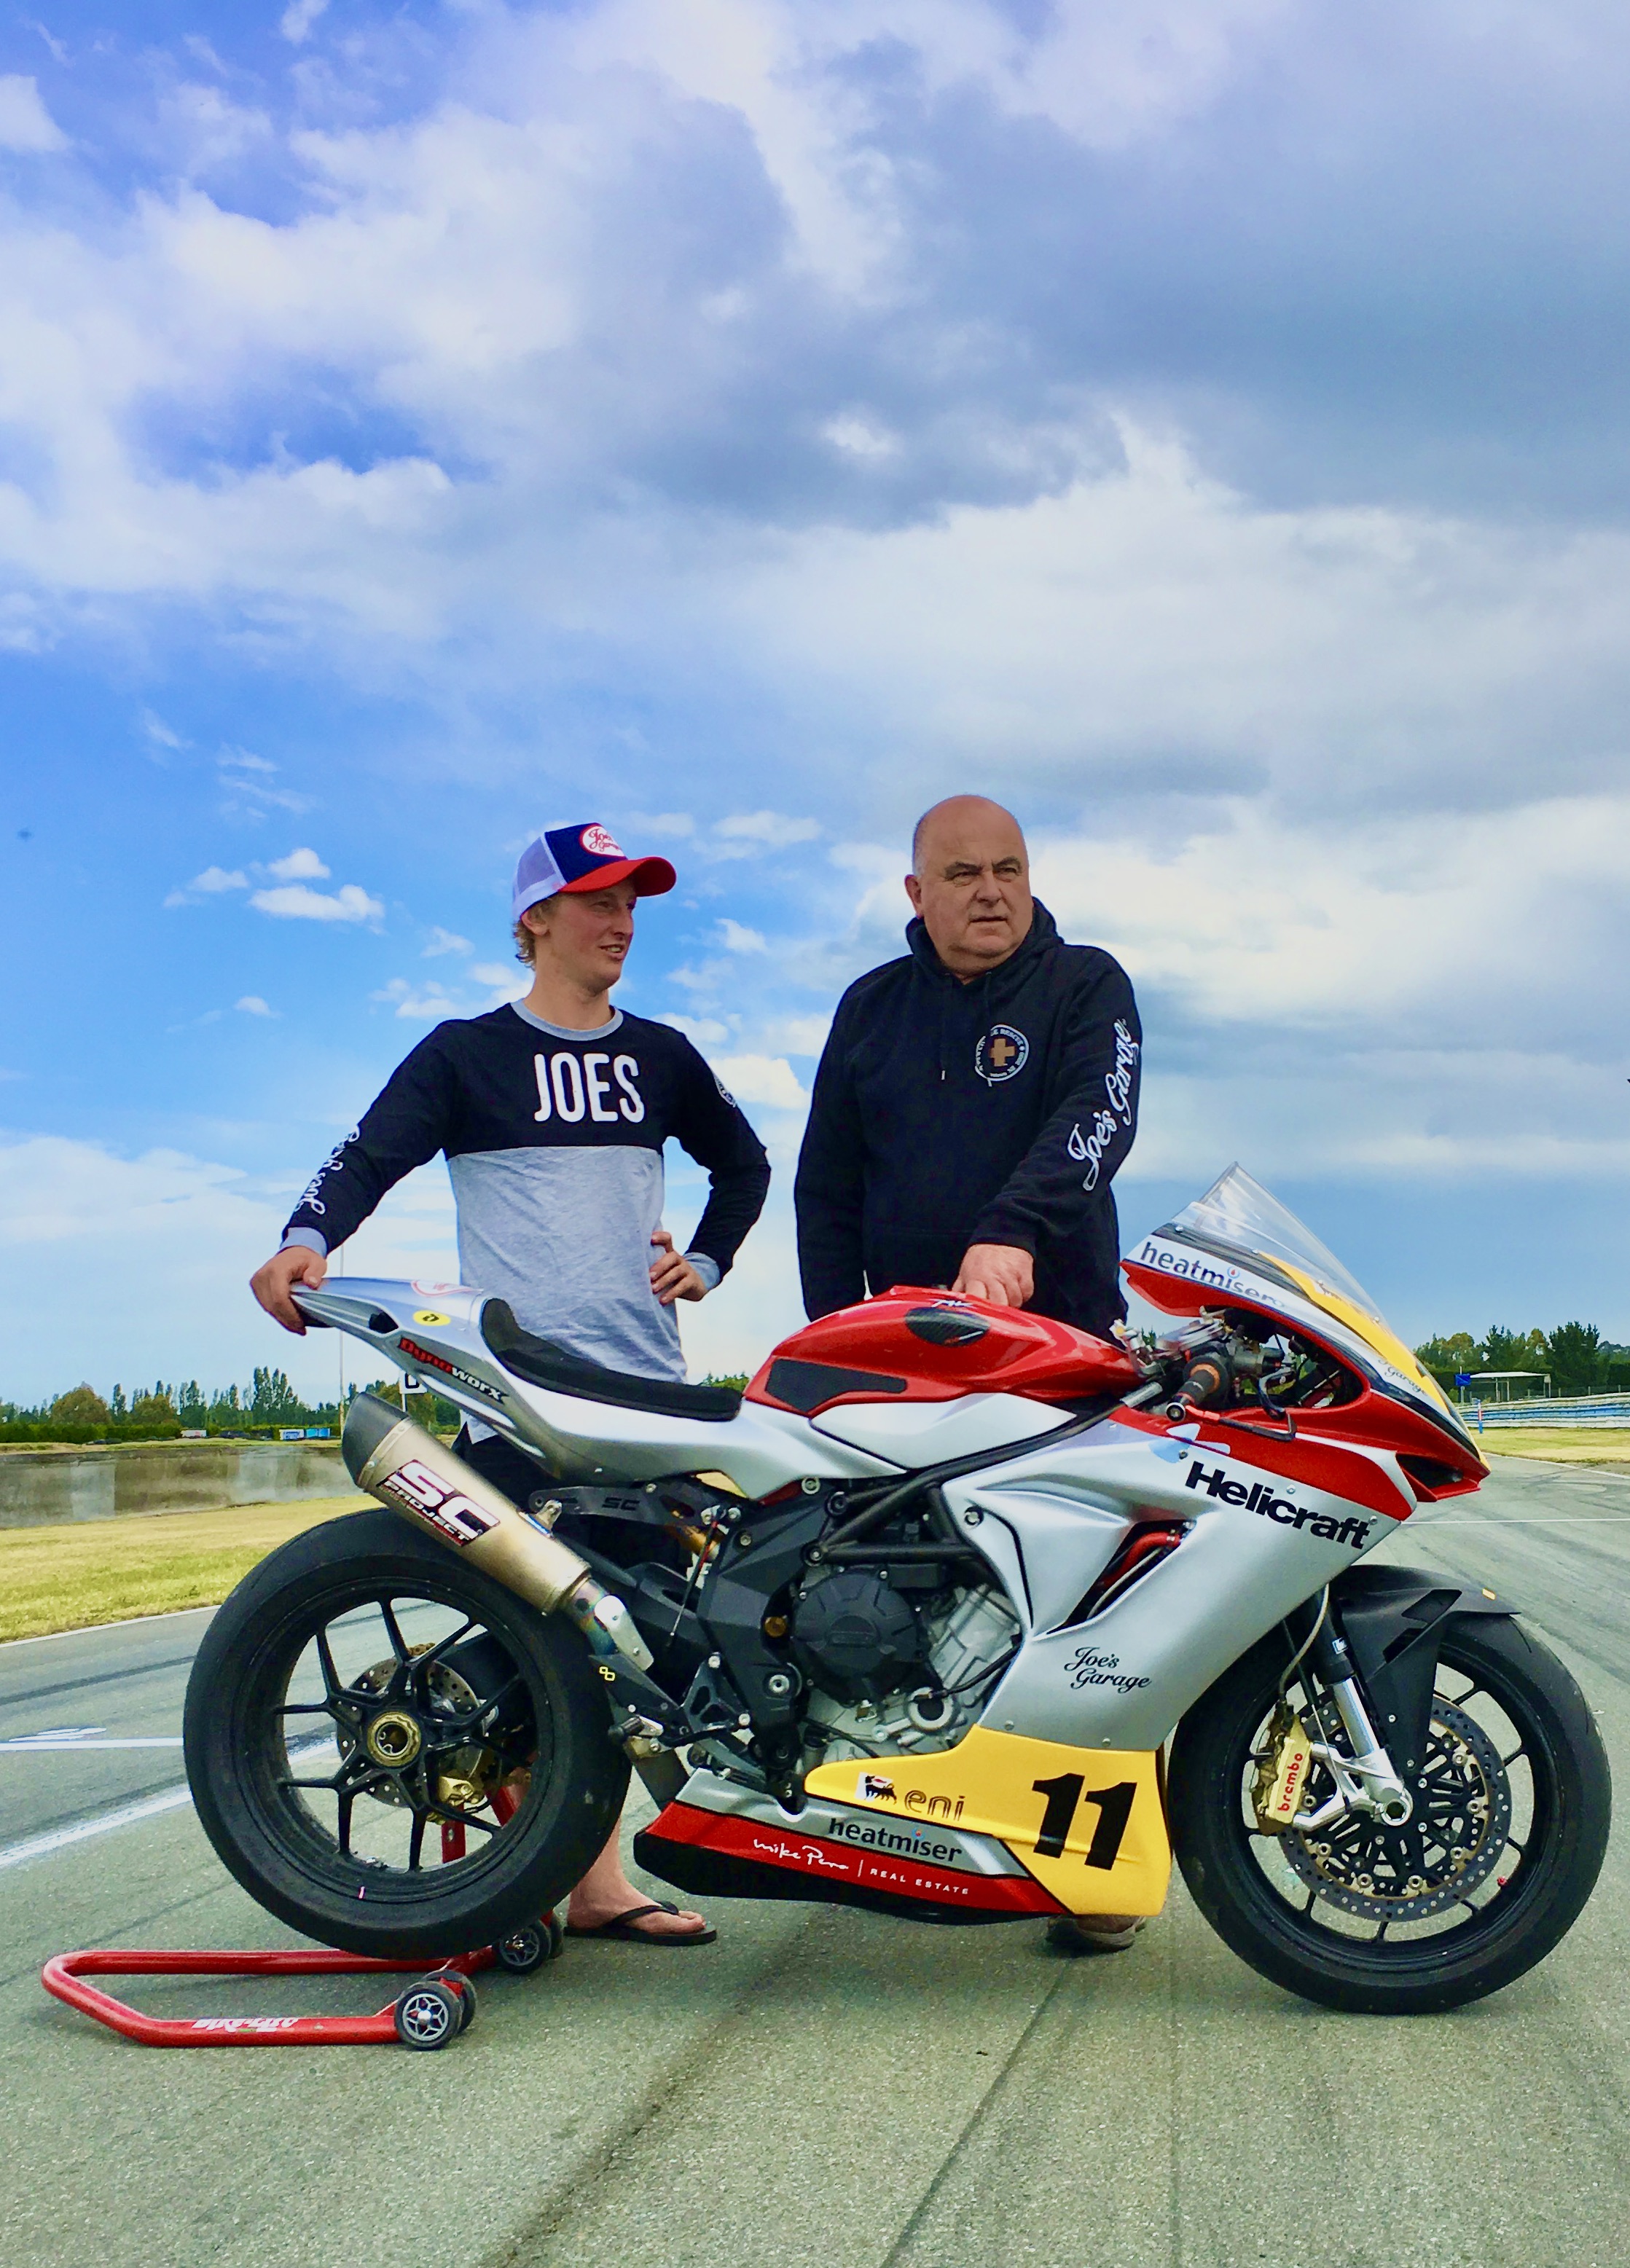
[283, 1001, 770, 1383]
[794, 901, 1140, 1339]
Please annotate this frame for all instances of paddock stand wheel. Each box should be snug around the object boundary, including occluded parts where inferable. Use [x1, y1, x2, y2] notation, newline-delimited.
[41, 1945, 499, 2051]
[492, 1911, 565, 1975]
[393, 1972, 476, 2051]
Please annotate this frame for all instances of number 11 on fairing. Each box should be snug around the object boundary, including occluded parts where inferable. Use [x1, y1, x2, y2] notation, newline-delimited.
[1032, 1775, 1138, 1868]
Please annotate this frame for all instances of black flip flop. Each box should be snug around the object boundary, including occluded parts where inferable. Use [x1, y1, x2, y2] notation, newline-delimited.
[564, 1900, 717, 1947]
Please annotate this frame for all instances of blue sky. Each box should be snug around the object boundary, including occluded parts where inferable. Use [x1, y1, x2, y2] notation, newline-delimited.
[2, 0, 1628, 1403]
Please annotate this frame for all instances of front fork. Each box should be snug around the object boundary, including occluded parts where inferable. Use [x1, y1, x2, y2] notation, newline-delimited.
[1293, 1615, 1414, 1832]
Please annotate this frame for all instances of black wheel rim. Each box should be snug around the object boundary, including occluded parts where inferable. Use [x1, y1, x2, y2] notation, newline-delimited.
[1237, 1640, 1556, 1957]
[235, 1571, 557, 1907]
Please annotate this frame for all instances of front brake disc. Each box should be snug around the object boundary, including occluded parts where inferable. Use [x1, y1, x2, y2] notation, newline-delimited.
[1280, 1697, 1511, 1922]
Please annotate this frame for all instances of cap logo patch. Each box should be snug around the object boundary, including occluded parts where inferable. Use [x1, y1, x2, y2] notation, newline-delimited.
[975, 1024, 1029, 1084]
[580, 824, 622, 857]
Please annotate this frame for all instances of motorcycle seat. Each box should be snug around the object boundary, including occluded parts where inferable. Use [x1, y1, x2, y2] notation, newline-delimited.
[479, 1299, 742, 1423]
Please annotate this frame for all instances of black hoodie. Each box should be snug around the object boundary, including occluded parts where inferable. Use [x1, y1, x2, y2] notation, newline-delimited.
[794, 900, 1140, 1338]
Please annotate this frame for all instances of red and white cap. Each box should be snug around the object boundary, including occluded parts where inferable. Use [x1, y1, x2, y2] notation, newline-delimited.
[512, 822, 677, 917]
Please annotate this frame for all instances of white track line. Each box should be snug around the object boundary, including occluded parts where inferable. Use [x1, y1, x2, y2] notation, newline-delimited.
[0, 1783, 197, 1873]
[0, 1738, 186, 1751]
[0, 1603, 220, 1654]
[0, 1736, 335, 1875]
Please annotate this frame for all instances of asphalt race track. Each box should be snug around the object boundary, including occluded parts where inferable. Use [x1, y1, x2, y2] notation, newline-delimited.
[0, 1459, 1624, 2268]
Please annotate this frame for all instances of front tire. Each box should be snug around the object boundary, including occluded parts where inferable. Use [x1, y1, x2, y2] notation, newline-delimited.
[184, 1510, 628, 1960]
[1169, 1613, 1610, 2014]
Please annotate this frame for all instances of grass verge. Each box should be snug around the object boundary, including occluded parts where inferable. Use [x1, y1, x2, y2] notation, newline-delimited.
[1475, 1428, 1630, 1467]
[0, 1495, 369, 1644]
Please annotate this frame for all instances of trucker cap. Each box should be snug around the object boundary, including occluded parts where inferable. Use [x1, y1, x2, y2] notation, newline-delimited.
[511, 822, 678, 918]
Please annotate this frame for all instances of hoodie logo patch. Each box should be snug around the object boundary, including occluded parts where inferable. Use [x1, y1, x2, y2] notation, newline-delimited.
[976, 1024, 1029, 1085]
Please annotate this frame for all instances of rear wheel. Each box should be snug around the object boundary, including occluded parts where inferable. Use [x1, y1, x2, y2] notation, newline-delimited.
[184, 1510, 628, 1960]
[1170, 1613, 1610, 2013]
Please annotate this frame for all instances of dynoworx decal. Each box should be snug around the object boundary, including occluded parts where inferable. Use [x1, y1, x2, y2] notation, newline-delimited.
[394, 1336, 504, 1403]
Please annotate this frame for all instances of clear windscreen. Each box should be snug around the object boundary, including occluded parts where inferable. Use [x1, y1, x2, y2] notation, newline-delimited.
[1170, 1165, 1384, 1322]
[1159, 1164, 1454, 1421]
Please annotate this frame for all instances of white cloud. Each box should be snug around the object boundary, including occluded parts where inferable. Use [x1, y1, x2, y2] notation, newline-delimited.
[823, 415, 898, 461]
[0, 75, 66, 154]
[717, 428, 1630, 819]
[1033, 792, 1630, 1031]
[219, 748, 278, 774]
[372, 977, 460, 1020]
[716, 917, 767, 953]
[717, 812, 823, 847]
[164, 863, 247, 905]
[423, 926, 472, 957]
[0, 1134, 458, 1403]
[759, 1013, 832, 1056]
[235, 994, 275, 1016]
[662, 1012, 732, 1045]
[280, 0, 330, 45]
[251, 881, 383, 922]
[624, 812, 696, 838]
[710, 1053, 809, 1110]
[141, 708, 185, 751]
[264, 846, 331, 882]
[469, 961, 528, 1002]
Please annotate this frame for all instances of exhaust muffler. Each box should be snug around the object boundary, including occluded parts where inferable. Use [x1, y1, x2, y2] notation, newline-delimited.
[342, 1394, 652, 1670]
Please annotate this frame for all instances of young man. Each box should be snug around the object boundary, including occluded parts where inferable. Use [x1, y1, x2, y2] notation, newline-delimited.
[252, 819, 771, 1945]
[794, 793, 1146, 1956]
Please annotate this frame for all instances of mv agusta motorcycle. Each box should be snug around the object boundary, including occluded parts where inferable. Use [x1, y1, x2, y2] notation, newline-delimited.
[185, 1169, 1610, 2014]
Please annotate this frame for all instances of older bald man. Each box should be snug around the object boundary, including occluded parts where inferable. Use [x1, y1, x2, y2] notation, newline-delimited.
[795, 796, 1142, 1341]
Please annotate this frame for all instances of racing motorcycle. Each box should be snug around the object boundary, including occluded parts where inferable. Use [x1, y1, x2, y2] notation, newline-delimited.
[184, 1168, 1610, 2014]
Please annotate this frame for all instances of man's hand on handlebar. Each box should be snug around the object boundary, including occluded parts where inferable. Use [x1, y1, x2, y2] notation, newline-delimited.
[952, 1243, 1035, 1307]
[251, 1243, 327, 1334]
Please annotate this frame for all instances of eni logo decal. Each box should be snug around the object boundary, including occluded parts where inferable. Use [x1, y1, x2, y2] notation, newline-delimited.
[413, 1310, 450, 1326]
[855, 1767, 965, 1822]
[976, 1024, 1029, 1085]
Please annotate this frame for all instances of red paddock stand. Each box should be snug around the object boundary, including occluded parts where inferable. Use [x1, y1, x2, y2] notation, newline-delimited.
[42, 1913, 565, 2054]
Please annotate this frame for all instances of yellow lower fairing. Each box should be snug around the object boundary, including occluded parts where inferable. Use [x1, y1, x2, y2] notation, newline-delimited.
[1277, 1265, 1454, 1414]
[804, 1727, 1171, 1918]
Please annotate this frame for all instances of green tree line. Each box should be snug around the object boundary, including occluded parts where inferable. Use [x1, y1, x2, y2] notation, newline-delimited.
[0, 1368, 466, 1445]
[1414, 1324, 1630, 1400]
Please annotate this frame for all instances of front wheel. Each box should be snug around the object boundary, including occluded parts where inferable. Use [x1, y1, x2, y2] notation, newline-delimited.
[1169, 1612, 1610, 2014]
[184, 1510, 629, 1960]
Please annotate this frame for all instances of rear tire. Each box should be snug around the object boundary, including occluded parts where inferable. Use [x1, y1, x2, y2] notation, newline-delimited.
[1170, 1612, 1610, 2013]
[184, 1510, 628, 1960]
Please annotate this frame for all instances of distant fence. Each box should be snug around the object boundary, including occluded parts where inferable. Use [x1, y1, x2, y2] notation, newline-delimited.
[1458, 1392, 1630, 1430]
[0, 1438, 350, 1531]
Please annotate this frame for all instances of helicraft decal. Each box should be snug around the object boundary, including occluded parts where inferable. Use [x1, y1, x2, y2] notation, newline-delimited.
[1184, 1458, 1372, 1547]
[1067, 1021, 1140, 1190]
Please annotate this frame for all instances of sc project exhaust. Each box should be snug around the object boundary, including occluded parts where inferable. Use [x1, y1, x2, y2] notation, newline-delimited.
[341, 1394, 654, 1672]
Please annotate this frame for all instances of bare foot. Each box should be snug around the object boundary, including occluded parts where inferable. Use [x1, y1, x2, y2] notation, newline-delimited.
[567, 1819, 712, 1939]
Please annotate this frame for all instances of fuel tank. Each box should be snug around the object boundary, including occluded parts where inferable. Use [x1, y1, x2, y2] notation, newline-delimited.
[745, 1287, 1140, 1418]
